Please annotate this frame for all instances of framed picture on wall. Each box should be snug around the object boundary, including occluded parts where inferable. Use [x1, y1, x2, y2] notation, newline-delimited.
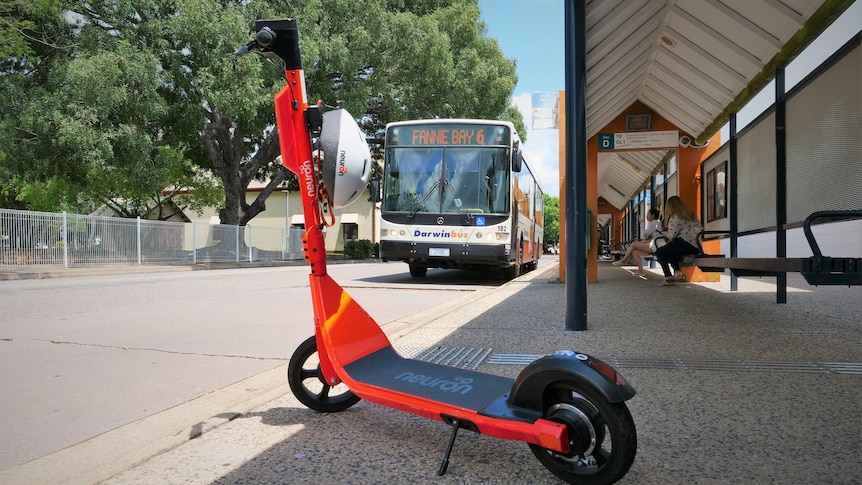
[706, 162, 727, 222]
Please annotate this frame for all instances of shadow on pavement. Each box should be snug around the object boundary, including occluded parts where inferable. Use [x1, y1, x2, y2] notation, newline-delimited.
[108, 263, 862, 484]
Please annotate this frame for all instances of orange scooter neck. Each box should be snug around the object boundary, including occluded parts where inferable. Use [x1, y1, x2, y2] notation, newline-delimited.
[273, 68, 356, 389]
[274, 72, 329, 276]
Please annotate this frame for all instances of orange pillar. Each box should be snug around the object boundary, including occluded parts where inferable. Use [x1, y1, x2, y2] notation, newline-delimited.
[678, 131, 723, 282]
[557, 91, 605, 284]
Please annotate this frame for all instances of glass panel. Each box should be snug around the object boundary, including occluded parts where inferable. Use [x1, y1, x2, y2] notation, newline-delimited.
[483, 148, 510, 214]
[382, 147, 509, 214]
[382, 148, 444, 212]
[442, 148, 481, 213]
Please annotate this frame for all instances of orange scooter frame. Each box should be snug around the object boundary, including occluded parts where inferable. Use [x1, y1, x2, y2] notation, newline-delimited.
[240, 19, 637, 484]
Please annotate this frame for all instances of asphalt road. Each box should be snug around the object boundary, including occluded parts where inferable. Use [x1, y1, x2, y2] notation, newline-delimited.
[0, 260, 517, 470]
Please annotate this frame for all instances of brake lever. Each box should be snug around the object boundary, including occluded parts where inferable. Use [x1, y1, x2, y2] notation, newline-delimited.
[232, 41, 257, 56]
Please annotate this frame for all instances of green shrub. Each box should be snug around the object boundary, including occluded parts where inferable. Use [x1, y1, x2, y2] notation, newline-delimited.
[344, 239, 375, 259]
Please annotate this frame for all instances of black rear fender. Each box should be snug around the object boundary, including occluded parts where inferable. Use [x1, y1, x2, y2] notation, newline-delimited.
[507, 351, 636, 410]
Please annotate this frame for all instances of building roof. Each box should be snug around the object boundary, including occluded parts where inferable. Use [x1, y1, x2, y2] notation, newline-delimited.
[584, 0, 854, 209]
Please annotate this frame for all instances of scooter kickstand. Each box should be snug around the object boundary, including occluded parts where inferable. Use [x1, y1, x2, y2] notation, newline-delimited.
[437, 419, 461, 476]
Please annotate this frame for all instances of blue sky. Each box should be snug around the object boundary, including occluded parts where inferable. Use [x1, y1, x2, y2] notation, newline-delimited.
[476, 0, 861, 198]
[478, 0, 565, 95]
[479, 0, 565, 196]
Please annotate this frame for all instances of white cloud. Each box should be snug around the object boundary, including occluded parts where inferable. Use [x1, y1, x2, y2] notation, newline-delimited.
[513, 92, 561, 197]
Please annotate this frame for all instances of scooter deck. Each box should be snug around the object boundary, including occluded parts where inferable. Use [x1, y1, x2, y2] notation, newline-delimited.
[343, 346, 513, 411]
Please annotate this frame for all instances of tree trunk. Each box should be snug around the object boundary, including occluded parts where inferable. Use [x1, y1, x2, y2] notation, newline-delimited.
[202, 109, 286, 227]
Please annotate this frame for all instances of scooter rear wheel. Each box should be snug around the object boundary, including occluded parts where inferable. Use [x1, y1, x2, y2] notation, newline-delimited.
[528, 382, 636, 484]
[288, 336, 361, 412]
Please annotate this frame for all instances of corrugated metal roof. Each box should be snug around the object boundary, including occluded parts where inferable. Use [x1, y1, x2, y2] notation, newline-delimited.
[585, 0, 853, 209]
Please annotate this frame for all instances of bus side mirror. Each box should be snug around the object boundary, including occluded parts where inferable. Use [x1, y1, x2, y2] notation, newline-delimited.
[369, 180, 381, 203]
[512, 149, 523, 173]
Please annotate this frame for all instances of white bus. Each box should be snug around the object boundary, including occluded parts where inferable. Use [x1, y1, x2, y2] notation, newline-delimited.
[379, 119, 543, 279]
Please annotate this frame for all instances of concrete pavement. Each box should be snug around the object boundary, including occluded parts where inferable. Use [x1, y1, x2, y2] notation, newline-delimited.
[2, 261, 860, 484]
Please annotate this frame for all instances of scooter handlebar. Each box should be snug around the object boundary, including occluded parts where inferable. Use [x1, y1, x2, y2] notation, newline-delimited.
[231, 26, 277, 57]
[232, 43, 254, 56]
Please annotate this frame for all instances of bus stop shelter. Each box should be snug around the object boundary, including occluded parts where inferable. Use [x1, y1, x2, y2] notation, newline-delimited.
[559, 0, 859, 329]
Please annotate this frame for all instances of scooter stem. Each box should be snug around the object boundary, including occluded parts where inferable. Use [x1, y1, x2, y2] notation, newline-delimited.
[274, 72, 327, 276]
[266, 19, 338, 383]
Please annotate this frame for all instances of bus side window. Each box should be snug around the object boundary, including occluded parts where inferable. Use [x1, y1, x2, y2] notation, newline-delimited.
[494, 152, 509, 213]
[383, 153, 400, 211]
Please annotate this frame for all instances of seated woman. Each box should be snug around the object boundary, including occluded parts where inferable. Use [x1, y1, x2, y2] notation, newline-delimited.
[613, 208, 662, 277]
[654, 196, 703, 286]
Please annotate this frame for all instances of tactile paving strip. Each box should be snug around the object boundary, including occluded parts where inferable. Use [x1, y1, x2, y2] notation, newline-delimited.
[396, 346, 492, 370]
[396, 348, 862, 376]
[491, 354, 862, 375]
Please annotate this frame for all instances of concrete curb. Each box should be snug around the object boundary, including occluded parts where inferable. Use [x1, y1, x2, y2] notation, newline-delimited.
[0, 364, 291, 485]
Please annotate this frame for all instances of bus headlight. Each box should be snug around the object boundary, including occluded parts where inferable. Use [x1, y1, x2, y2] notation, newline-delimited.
[475, 232, 483, 239]
[496, 232, 509, 240]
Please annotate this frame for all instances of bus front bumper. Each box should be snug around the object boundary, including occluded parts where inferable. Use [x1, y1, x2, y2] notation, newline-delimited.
[379, 240, 511, 268]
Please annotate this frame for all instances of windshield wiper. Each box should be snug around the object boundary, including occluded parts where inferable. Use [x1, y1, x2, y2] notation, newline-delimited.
[408, 180, 441, 218]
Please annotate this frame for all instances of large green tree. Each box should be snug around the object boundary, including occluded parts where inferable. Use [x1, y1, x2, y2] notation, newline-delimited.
[2, 0, 228, 216]
[0, 0, 71, 209]
[291, 0, 524, 139]
[543, 194, 559, 251]
[2, 0, 523, 225]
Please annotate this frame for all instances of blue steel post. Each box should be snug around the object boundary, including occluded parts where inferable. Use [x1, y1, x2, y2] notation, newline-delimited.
[775, 69, 787, 303]
[729, 113, 738, 292]
[564, 0, 587, 331]
[649, 176, 657, 269]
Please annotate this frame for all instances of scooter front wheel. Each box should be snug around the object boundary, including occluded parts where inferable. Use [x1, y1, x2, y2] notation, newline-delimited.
[528, 382, 636, 484]
[287, 336, 361, 412]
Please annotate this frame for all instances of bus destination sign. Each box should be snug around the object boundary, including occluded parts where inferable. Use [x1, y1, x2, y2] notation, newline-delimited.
[388, 124, 510, 146]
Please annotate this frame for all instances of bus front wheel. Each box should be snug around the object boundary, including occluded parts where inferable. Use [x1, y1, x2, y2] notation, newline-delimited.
[503, 242, 523, 280]
[409, 264, 427, 278]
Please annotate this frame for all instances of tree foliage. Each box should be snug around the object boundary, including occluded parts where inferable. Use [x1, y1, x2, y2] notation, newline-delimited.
[290, 0, 525, 142]
[543, 194, 559, 251]
[1, 0, 523, 225]
[2, 0, 228, 216]
[0, 0, 64, 60]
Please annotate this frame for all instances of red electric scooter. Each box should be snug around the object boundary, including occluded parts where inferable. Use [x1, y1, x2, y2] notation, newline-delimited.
[236, 19, 637, 484]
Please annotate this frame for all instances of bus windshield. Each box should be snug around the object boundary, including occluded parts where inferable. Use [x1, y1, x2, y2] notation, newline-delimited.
[382, 147, 510, 215]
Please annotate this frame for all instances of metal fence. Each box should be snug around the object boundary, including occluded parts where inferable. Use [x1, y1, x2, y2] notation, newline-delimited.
[0, 208, 304, 267]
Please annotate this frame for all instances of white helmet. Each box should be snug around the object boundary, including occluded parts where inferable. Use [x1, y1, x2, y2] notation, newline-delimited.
[318, 109, 372, 208]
